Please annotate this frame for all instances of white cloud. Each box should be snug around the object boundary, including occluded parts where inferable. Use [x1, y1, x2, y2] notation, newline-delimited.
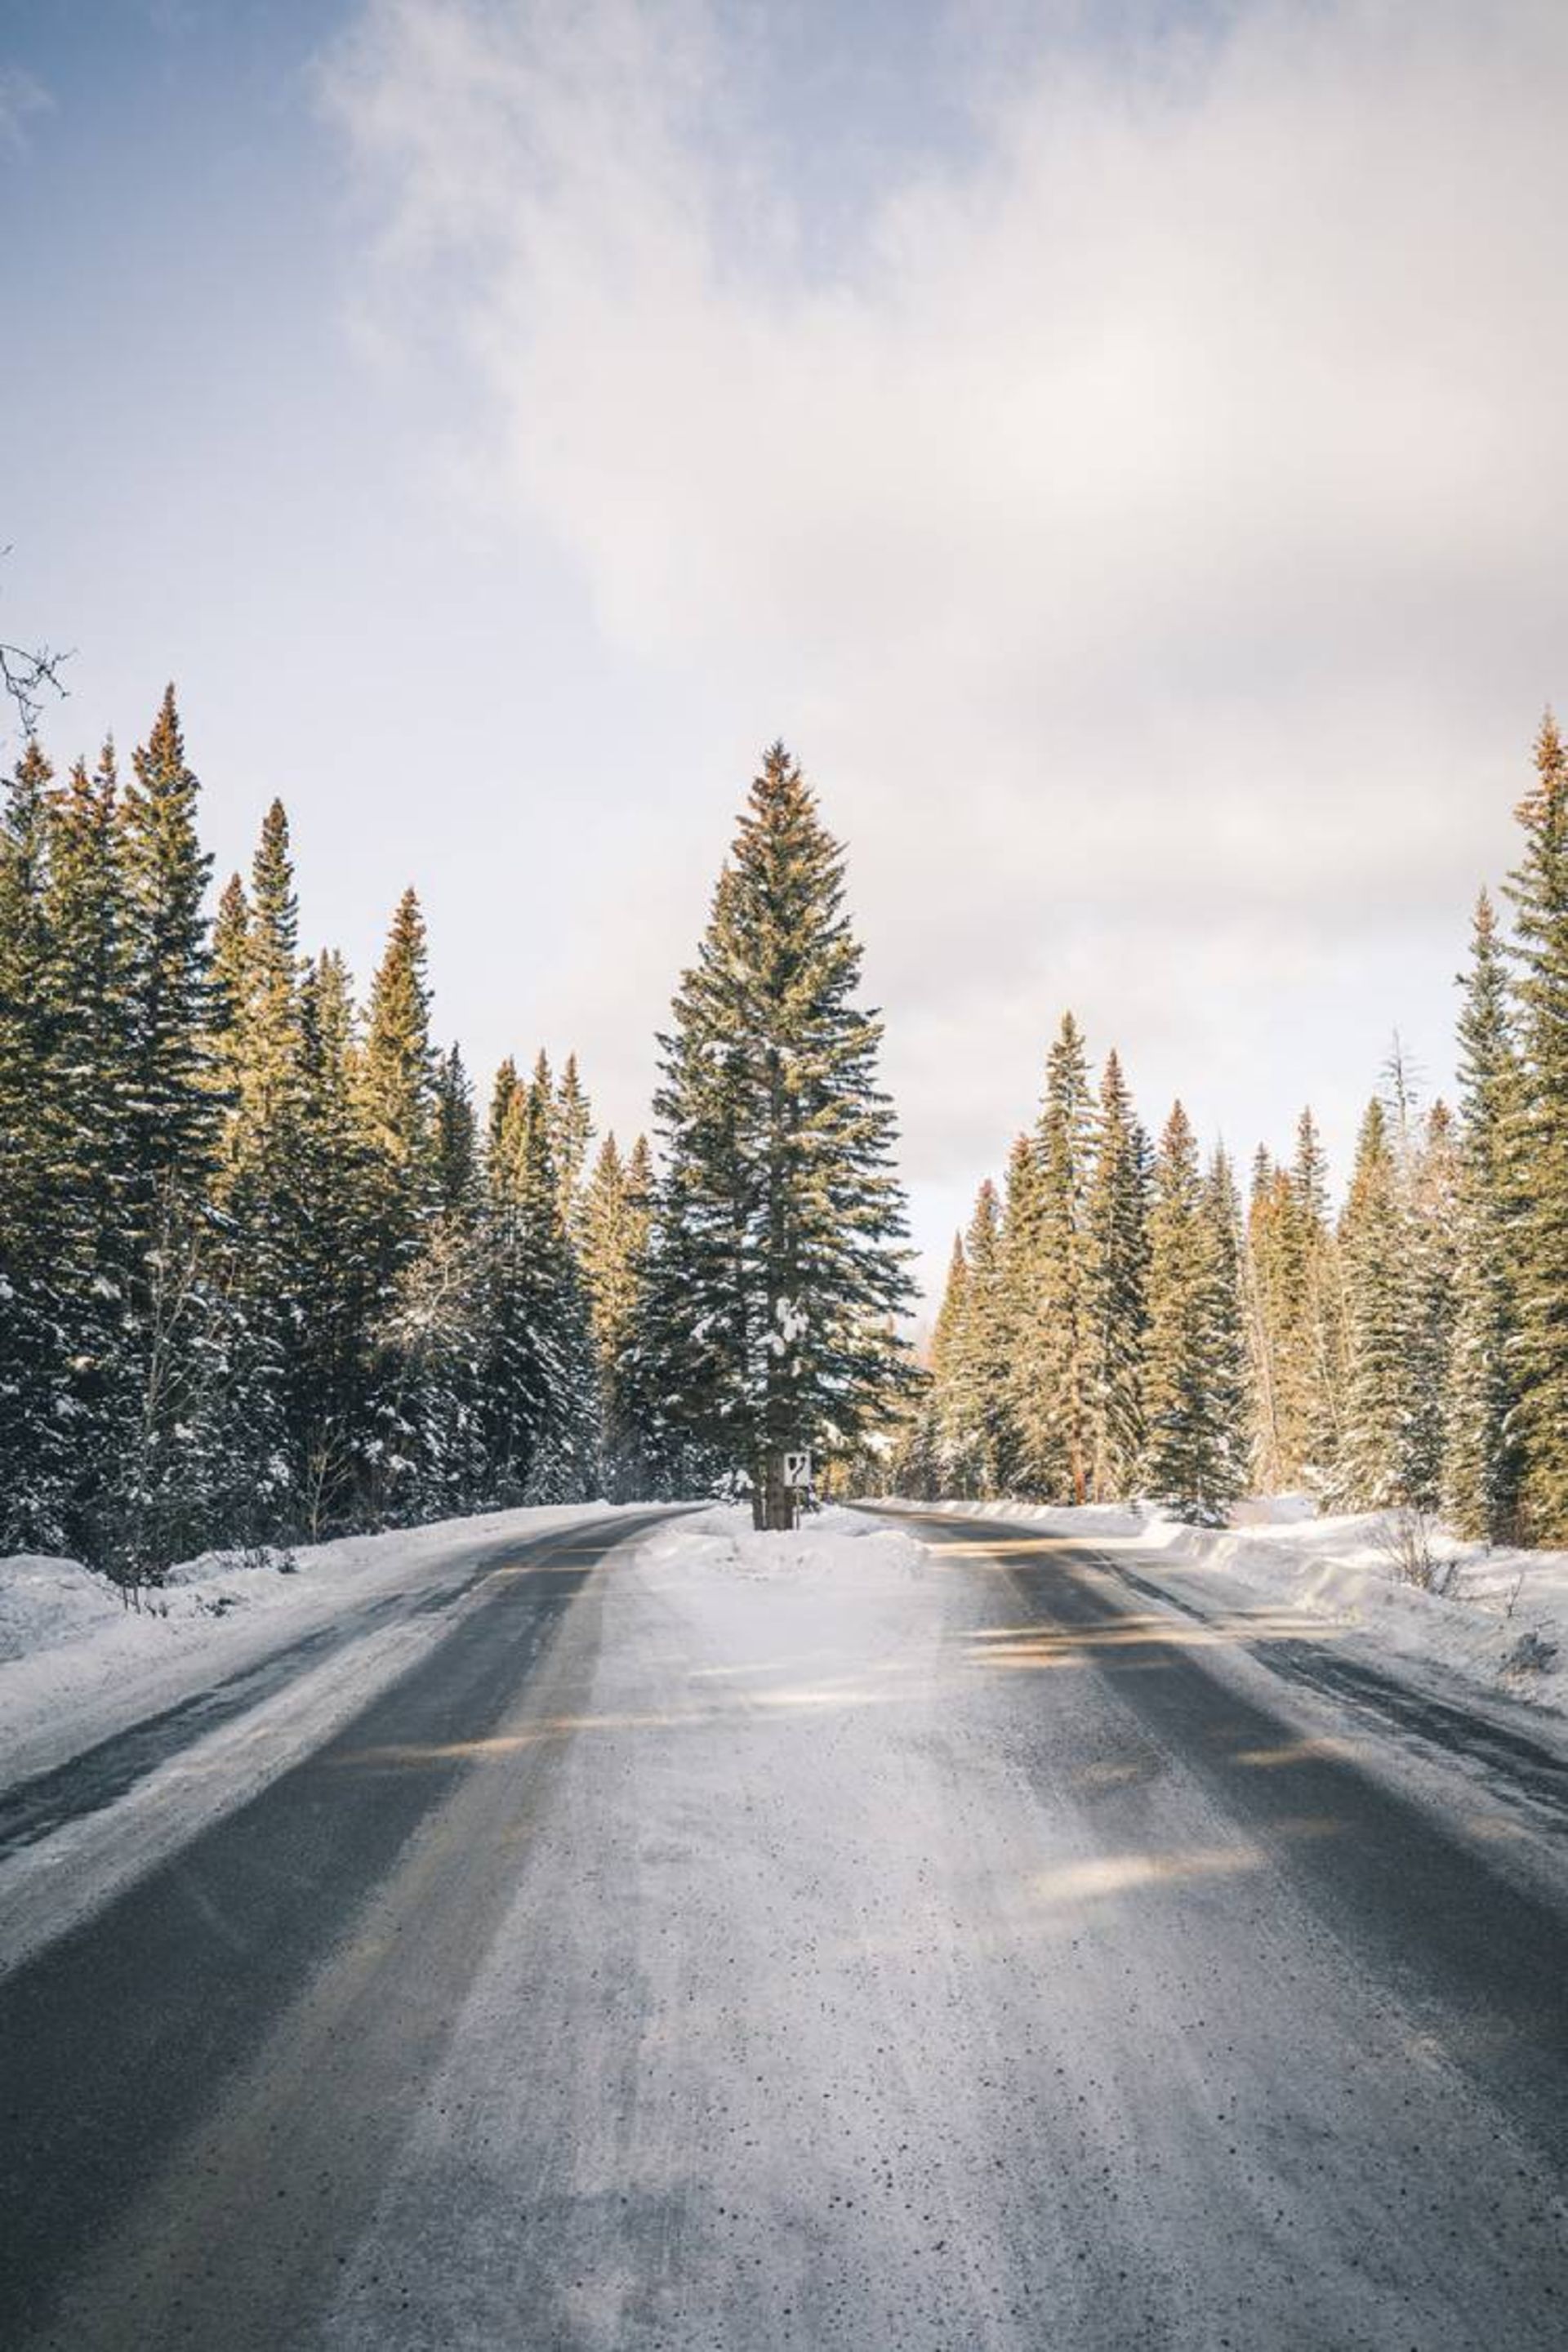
[323, 0, 1568, 1294]
[0, 65, 51, 155]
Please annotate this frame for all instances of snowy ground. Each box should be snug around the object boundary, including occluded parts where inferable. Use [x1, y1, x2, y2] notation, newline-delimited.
[4, 1503, 1565, 2348]
[0, 1504, 652, 1780]
[0, 1502, 661, 1971]
[244, 1508, 1568, 2345]
[877, 1494, 1568, 1717]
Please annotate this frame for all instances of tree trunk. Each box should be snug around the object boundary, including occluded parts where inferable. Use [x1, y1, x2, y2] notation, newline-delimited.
[757, 1449, 796, 1531]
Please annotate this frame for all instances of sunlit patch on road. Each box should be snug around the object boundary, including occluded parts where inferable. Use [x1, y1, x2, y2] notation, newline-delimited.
[1029, 1846, 1264, 1905]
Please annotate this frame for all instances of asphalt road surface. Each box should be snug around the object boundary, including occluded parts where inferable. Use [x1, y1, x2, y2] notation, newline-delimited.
[2, 1504, 1565, 2350]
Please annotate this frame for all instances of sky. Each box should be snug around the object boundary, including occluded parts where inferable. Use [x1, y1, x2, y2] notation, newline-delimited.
[3, 0, 1566, 1312]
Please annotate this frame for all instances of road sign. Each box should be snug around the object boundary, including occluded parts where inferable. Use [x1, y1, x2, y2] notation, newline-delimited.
[782, 1450, 812, 1490]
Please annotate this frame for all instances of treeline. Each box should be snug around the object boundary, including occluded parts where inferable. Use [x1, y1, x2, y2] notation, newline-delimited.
[0, 688, 670, 1578]
[903, 714, 1568, 1544]
[0, 710, 915, 1566]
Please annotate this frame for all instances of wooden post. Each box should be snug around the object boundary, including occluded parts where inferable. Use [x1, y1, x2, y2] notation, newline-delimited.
[760, 1449, 796, 1532]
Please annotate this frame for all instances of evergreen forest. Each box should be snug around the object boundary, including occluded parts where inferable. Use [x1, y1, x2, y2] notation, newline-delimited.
[905, 716, 1568, 1541]
[0, 709, 911, 1565]
[4, 694, 1568, 1562]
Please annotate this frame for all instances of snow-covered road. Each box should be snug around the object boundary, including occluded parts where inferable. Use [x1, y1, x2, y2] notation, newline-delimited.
[3, 1505, 1566, 2349]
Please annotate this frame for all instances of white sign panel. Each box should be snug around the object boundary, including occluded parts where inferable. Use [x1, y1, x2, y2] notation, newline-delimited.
[782, 1450, 812, 1490]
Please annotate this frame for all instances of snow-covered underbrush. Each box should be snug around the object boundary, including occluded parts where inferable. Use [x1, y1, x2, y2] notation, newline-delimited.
[878, 1495, 1568, 1713]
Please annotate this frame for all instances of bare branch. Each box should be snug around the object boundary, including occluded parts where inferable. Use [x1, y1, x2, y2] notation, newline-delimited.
[0, 546, 72, 737]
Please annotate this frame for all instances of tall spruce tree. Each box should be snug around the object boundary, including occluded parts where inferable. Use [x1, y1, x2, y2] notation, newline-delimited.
[930, 1232, 968, 1486]
[484, 1057, 598, 1502]
[580, 1130, 654, 1497]
[381, 1043, 488, 1512]
[1503, 713, 1568, 1540]
[292, 948, 376, 1532]
[121, 688, 216, 1198]
[357, 888, 439, 1517]
[217, 801, 309, 1530]
[1009, 1013, 1095, 1502]
[1085, 1048, 1150, 1501]
[553, 1052, 594, 1235]
[945, 1180, 1014, 1499]
[1291, 1108, 1346, 1485]
[1198, 1145, 1250, 1513]
[996, 1129, 1040, 1476]
[208, 871, 251, 1187]
[42, 746, 140, 1557]
[652, 743, 915, 1525]
[0, 742, 65, 1545]
[1333, 1096, 1411, 1510]
[1141, 1104, 1245, 1522]
[113, 690, 224, 1574]
[1244, 1151, 1294, 1490]
[1405, 1101, 1459, 1512]
[1443, 891, 1524, 1539]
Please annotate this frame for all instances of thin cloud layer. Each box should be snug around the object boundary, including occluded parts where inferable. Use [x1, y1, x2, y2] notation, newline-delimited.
[323, 0, 1568, 1291]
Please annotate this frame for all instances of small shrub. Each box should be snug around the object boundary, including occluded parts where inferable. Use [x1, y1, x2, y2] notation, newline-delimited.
[1375, 1506, 1461, 1597]
[1503, 1630, 1560, 1675]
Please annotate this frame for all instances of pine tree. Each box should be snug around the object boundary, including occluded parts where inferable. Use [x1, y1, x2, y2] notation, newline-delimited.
[1243, 1150, 1294, 1490]
[580, 1130, 654, 1496]
[889, 1384, 942, 1503]
[1198, 1145, 1250, 1513]
[0, 742, 66, 1546]
[239, 802, 304, 1152]
[111, 690, 224, 1575]
[552, 1052, 595, 1235]
[1085, 1048, 1150, 1500]
[651, 743, 915, 1524]
[1503, 713, 1568, 1540]
[121, 687, 217, 1197]
[1291, 1108, 1346, 1485]
[928, 1230, 971, 1493]
[41, 746, 140, 1557]
[381, 1043, 488, 1512]
[1334, 1096, 1410, 1510]
[359, 889, 436, 1214]
[996, 1129, 1040, 1490]
[946, 1181, 1014, 1498]
[292, 949, 376, 1534]
[1009, 1013, 1095, 1502]
[488, 1054, 520, 1157]
[1443, 891, 1524, 1539]
[1404, 1101, 1459, 1512]
[618, 1143, 729, 1499]
[212, 802, 309, 1533]
[0, 742, 57, 1238]
[434, 1045, 481, 1219]
[208, 871, 250, 1188]
[615, 1134, 719, 1499]
[1141, 1104, 1245, 1522]
[483, 1058, 598, 1502]
[357, 889, 439, 1518]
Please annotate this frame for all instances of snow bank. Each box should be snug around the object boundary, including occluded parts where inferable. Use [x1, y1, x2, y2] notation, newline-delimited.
[628, 1505, 932, 1680]
[0, 1554, 127, 1662]
[878, 1498, 1568, 1713]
